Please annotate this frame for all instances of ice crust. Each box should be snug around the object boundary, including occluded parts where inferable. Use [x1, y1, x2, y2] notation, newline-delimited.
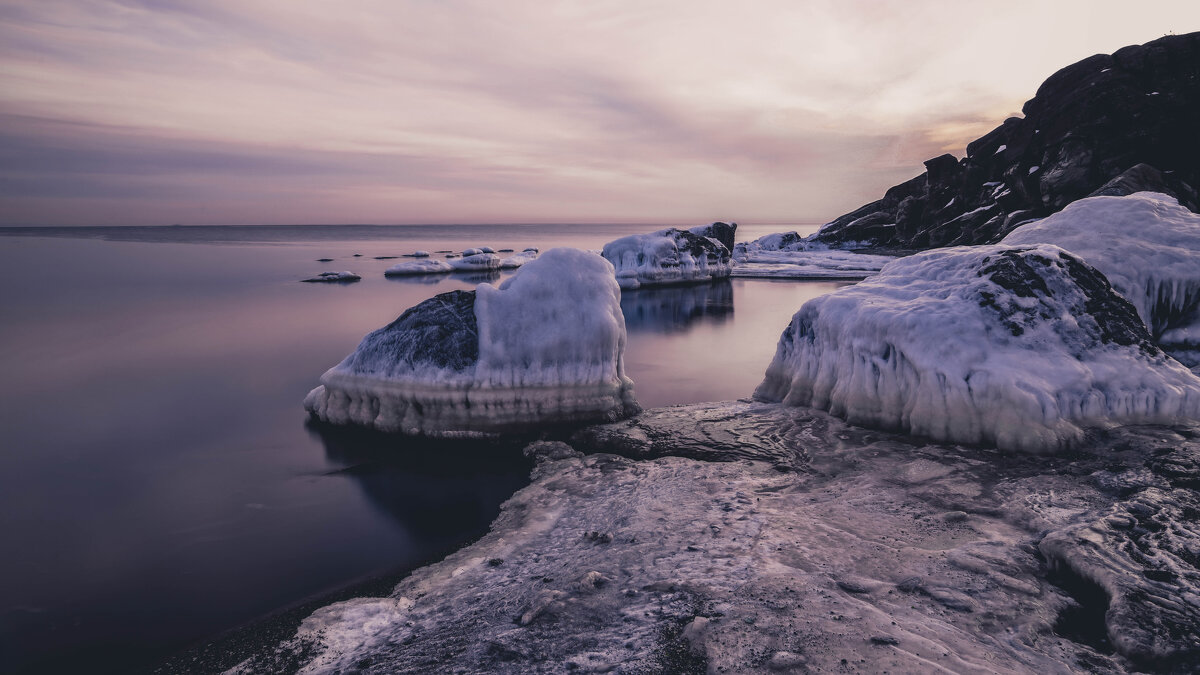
[305, 248, 638, 435]
[498, 249, 539, 269]
[384, 259, 453, 276]
[731, 249, 897, 280]
[235, 403, 1200, 673]
[755, 244, 1200, 452]
[448, 252, 501, 272]
[1002, 192, 1200, 365]
[601, 226, 732, 290]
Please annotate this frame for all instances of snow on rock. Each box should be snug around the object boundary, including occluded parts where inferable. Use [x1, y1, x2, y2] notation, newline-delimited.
[447, 253, 501, 272]
[384, 259, 453, 276]
[300, 271, 361, 283]
[305, 248, 638, 435]
[407, 250, 430, 258]
[498, 249, 539, 269]
[1002, 192, 1200, 365]
[754, 244, 1200, 452]
[601, 226, 732, 290]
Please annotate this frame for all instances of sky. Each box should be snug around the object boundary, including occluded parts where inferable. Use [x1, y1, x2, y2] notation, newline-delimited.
[1, 1, 1197, 226]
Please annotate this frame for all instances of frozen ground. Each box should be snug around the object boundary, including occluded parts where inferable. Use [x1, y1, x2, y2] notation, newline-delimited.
[231, 402, 1200, 674]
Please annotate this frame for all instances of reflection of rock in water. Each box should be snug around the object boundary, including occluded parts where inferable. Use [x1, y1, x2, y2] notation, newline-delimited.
[244, 405, 1200, 674]
[620, 279, 733, 334]
[309, 421, 532, 542]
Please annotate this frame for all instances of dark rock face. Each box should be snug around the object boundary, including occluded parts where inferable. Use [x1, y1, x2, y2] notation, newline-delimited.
[688, 222, 737, 253]
[815, 32, 1200, 250]
[976, 248, 1160, 355]
[340, 289, 479, 374]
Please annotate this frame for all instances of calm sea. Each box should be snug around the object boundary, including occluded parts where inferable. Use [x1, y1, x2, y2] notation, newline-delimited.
[0, 223, 836, 673]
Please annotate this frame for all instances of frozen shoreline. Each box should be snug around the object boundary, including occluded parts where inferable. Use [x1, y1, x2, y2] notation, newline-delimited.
[225, 402, 1200, 674]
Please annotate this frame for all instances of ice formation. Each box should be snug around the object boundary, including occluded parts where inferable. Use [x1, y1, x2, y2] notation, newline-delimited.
[305, 248, 638, 435]
[498, 249, 539, 269]
[601, 225, 733, 290]
[235, 403, 1200, 673]
[407, 250, 430, 258]
[300, 271, 361, 283]
[447, 253, 501, 272]
[731, 249, 897, 280]
[755, 244, 1200, 452]
[1002, 192, 1200, 365]
[384, 259, 453, 276]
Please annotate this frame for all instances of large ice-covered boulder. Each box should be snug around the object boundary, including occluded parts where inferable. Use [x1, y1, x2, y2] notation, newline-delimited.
[305, 248, 639, 435]
[1002, 191, 1200, 365]
[601, 225, 733, 290]
[754, 244, 1200, 452]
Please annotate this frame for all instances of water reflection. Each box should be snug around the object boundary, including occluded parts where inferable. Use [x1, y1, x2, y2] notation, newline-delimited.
[621, 280, 734, 334]
[308, 421, 532, 542]
[452, 270, 503, 285]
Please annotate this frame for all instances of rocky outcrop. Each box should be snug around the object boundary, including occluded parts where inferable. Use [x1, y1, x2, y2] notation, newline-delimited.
[688, 221, 737, 253]
[601, 226, 733, 290]
[814, 32, 1200, 250]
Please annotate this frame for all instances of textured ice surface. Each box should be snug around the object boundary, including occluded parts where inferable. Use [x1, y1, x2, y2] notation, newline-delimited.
[300, 270, 361, 282]
[384, 259, 453, 276]
[601, 226, 732, 290]
[1003, 192, 1200, 366]
[731, 249, 898, 280]
[448, 253, 501, 272]
[305, 248, 638, 435]
[755, 244, 1200, 452]
[236, 402, 1200, 673]
[498, 249, 539, 269]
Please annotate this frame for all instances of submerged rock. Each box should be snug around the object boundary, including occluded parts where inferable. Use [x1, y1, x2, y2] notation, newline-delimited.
[1002, 191, 1200, 365]
[305, 248, 639, 435]
[754, 244, 1200, 452]
[300, 271, 361, 283]
[601, 224, 734, 290]
[810, 32, 1200, 250]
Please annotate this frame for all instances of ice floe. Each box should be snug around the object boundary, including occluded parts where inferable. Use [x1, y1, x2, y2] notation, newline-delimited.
[601, 224, 733, 290]
[384, 259, 453, 276]
[754, 244, 1200, 452]
[300, 271, 361, 283]
[1003, 192, 1200, 366]
[305, 248, 639, 435]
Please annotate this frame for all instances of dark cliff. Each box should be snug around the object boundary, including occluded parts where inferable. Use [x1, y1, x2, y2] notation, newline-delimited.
[814, 32, 1200, 250]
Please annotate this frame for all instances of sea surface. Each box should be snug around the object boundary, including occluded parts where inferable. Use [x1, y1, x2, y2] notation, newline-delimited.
[0, 222, 835, 673]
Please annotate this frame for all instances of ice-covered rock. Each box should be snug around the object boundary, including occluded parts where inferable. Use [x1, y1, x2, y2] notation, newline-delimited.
[305, 248, 638, 435]
[234, 402, 1200, 673]
[384, 259, 454, 276]
[498, 249, 539, 269]
[601, 226, 732, 290]
[300, 271, 361, 283]
[407, 250, 430, 258]
[448, 253, 501, 272]
[1002, 192, 1200, 365]
[731, 249, 897, 280]
[687, 221, 737, 252]
[755, 244, 1200, 452]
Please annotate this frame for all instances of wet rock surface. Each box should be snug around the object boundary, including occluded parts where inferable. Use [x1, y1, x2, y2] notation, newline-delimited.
[235, 402, 1200, 673]
[814, 32, 1200, 250]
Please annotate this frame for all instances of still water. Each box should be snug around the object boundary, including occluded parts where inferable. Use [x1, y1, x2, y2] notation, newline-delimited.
[0, 224, 838, 672]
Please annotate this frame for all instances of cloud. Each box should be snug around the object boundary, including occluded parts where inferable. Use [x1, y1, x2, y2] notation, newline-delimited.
[1, 0, 1197, 225]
